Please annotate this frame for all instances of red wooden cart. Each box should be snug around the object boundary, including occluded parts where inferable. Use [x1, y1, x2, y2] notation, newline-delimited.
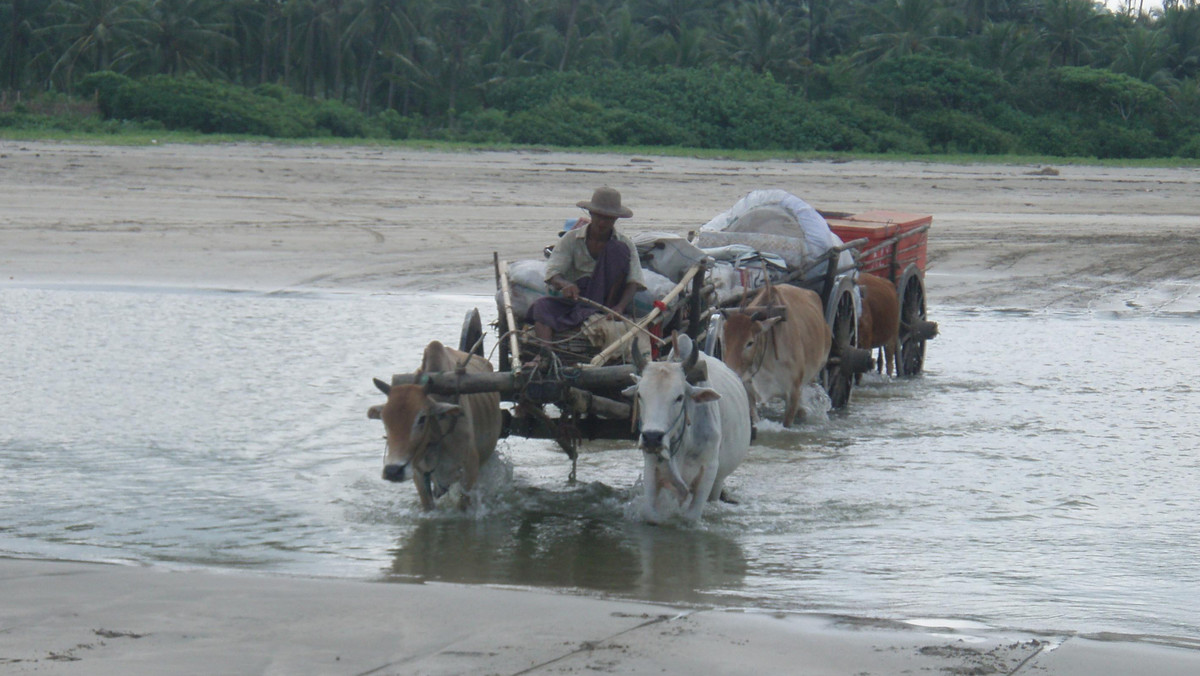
[824, 210, 937, 376]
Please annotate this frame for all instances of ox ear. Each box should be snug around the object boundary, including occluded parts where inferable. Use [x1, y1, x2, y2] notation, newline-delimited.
[688, 385, 721, 403]
[374, 378, 392, 395]
[367, 404, 383, 420]
[621, 374, 640, 399]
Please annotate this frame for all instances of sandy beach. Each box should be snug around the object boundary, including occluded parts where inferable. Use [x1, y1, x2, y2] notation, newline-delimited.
[3, 141, 1198, 311]
[3, 140, 1200, 674]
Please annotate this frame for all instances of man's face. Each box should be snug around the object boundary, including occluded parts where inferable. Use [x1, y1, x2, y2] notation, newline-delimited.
[589, 212, 617, 234]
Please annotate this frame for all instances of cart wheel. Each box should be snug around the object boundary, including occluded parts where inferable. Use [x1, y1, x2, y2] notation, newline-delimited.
[459, 308, 484, 357]
[897, 265, 936, 377]
[822, 285, 858, 410]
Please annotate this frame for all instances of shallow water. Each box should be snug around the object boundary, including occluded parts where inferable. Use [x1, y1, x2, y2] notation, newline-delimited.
[2, 286, 1198, 640]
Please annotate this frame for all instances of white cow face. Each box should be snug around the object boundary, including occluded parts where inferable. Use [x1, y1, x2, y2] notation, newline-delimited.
[623, 362, 719, 453]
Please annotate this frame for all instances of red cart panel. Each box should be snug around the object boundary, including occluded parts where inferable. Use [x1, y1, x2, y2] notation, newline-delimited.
[827, 211, 932, 280]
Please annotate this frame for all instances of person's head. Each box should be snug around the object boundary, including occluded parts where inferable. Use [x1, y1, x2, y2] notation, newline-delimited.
[577, 187, 632, 224]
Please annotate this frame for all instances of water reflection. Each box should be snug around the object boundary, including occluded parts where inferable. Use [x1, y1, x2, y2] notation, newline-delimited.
[386, 494, 747, 605]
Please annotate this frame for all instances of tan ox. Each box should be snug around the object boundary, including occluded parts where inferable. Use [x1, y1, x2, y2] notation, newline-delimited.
[857, 273, 900, 377]
[722, 284, 831, 427]
[367, 340, 501, 510]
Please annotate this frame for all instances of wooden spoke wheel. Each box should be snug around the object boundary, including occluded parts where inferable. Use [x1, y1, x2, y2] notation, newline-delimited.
[822, 285, 859, 410]
[897, 266, 936, 377]
[459, 308, 484, 357]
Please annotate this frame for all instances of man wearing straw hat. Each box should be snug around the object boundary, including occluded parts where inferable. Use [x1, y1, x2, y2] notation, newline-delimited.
[527, 187, 646, 342]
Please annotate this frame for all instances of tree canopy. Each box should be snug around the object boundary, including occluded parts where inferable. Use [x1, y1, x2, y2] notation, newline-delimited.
[4, 0, 1200, 158]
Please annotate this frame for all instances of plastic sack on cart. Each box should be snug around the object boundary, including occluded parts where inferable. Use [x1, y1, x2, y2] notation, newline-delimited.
[697, 189, 854, 280]
[498, 259, 681, 324]
[706, 258, 791, 306]
[631, 231, 706, 283]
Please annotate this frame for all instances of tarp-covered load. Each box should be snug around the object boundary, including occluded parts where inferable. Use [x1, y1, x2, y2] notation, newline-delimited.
[697, 189, 854, 282]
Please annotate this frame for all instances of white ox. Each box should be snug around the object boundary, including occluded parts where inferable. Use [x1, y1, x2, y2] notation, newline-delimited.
[367, 340, 502, 510]
[722, 283, 831, 427]
[622, 335, 752, 523]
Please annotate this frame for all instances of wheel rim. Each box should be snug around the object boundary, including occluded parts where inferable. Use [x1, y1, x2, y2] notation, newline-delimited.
[824, 291, 856, 409]
[459, 308, 483, 356]
[899, 275, 927, 376]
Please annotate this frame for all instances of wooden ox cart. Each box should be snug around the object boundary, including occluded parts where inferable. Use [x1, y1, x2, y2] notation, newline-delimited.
[388, 208, 937, 475]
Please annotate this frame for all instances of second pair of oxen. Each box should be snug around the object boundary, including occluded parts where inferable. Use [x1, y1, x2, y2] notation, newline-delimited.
[368, 340, 501, 510]
[624, 335, 752, 523]
[856, 272, 900, 377]
[721, 283, 832, 427]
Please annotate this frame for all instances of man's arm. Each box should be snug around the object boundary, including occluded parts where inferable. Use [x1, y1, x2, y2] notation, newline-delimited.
[611, 281, 639, 316]
[545, 232, 579, 298]
[547, 273, 580, 300]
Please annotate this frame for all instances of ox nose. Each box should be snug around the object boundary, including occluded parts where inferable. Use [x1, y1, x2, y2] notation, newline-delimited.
[382, 464, 409, 482]
[640, 430, 665, 449]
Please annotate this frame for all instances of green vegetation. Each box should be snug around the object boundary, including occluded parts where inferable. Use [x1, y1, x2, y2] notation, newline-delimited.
[4, 0, 1200, 160]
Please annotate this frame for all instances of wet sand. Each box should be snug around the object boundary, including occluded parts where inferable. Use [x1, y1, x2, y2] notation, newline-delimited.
[3, 141, 1198, 312]
[4, 558, 1200, 675]
[3, 140, 1200, 673]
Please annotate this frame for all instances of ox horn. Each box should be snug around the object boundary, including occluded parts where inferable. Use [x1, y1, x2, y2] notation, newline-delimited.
[631, 336, 648, 372]
[681, 334, 699, 372]
[373, 378, 391, 395]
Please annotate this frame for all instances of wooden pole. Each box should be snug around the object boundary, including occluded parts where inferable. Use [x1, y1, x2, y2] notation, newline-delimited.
[588, 262, 703, 367]
[496, 257, 523, 373]
[391, 364, 637, 395]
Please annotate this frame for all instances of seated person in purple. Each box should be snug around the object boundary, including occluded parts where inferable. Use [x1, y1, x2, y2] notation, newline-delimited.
[528, 187, 646, 342]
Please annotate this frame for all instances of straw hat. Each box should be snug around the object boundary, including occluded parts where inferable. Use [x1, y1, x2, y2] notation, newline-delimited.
[576, 187, 633, 218]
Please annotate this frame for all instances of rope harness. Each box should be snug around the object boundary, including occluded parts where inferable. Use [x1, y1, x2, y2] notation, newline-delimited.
[637, 394, 690, 460]
[419, 399, 461, 498]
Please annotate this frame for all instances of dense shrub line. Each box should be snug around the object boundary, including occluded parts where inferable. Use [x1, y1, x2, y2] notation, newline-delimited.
[7, 60, 1193, 160]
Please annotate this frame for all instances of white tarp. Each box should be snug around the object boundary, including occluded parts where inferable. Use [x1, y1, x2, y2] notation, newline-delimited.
[697, 189, 853, 280]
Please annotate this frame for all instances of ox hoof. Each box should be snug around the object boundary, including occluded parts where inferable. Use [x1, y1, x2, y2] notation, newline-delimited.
[719, 490, 739, 505]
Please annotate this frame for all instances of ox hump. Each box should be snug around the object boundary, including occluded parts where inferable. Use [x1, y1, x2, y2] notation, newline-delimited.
[420, 340, 456, 373]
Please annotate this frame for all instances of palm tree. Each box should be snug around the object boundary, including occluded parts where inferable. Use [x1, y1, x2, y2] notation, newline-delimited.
[636, 0, 716, 41]
[1112, 24, 1176, 87]
[4, 0, 53, 90]
[804, 0, 853, 62]
[135, 0, 235, 77]
[855, 0, 952, 65]
[42, 0, 143, 89]
[1157, 3, 1200, 80]
[1035, 0, 1103, 66]
[426, 0, 485, 119]
[966, 19, 1037, 77]
[721, 0, 802, 77]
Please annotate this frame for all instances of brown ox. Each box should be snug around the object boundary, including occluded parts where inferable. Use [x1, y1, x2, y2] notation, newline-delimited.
[722, 284, 831, 427]
[367, 340, 502, 510]
[857, 272, 900, 377]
